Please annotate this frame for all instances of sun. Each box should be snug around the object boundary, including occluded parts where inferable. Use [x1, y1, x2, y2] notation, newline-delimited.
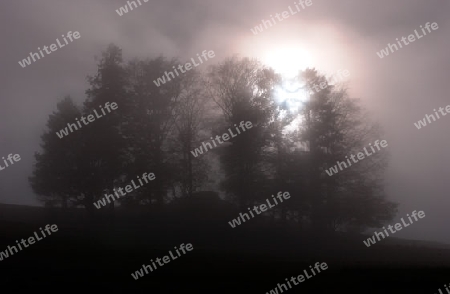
[274, 78, 309, 112]
[260, 45, 314, 113]
[263, 46, 314, 78]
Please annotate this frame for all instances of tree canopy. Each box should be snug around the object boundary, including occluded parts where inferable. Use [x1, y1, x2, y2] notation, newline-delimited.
[30, 44, 397, 232]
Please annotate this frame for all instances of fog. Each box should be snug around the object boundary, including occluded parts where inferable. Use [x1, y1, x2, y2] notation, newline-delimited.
[1, 0, 449, 247]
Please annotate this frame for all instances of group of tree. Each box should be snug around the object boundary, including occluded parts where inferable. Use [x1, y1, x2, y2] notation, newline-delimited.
[29, 44, 397, 232]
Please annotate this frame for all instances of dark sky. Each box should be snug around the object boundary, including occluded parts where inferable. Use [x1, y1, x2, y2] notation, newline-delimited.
[1, 0, 449, 243]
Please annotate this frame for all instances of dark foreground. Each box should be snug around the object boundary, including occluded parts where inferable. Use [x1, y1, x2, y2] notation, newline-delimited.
[0, 203, 449, 293]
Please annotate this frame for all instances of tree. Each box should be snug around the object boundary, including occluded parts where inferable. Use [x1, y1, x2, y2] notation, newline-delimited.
[80, 43, 128, 214]
[29, 96, 83, 209]
[297, 68, 397, 232]
[173, 69, 210, 197]
[31, 44, 130, 220]
[261, 75, 300, 222]
[123, 56, 183, 205]
[207, 56, 277, 209]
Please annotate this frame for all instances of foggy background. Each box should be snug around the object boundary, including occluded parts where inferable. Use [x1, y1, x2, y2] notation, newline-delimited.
[0, 0, 449, 244]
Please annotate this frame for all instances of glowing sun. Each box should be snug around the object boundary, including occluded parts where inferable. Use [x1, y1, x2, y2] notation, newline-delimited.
[263, 46, 314, 78]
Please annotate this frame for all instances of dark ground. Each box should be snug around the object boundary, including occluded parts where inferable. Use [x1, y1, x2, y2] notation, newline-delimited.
[0, 201, 448, 293]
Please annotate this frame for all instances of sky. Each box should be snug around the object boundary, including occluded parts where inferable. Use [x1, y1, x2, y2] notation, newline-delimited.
[0, 0, 449, 243]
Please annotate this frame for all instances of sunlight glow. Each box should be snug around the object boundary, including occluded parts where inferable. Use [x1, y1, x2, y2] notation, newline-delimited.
[274, 78, 309, 113]
[264, 47, 314, 78]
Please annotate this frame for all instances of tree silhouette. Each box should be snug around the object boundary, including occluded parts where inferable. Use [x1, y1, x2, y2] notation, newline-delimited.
[29, 96, 83, 209]
[298, 69, 397, 232]
[173, 69, 210, 197]
[30, 45, 397, 233]
[123, 57, 184, 205]
[207, 57, 278, 209]
[80, 43, 128, 215]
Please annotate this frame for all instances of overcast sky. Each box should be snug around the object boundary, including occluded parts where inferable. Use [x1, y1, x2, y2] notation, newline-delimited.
[0, 0, 449, 243]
